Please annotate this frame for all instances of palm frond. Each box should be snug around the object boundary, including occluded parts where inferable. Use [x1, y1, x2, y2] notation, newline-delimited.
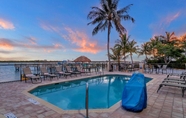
[107, 0, 112, 9]
[87, 7, 105, 20]
[112, 0, 119, 10]
[99, 20, 109, 31]
[92, 22, 103, 35]
[100, 0, 109, 12]
[112, 20, 126, 34]
[117, 4, 133, 15]
[120, 15, 135, 22]
[87, 15, 106, 25]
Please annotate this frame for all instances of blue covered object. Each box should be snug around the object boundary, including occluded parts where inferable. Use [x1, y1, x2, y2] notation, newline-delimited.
[122, 72, 147, 112]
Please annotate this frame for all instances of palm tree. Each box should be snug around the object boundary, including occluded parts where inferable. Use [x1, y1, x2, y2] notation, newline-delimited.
[149, 36, 161, 58]
[138, 42, 151, 61]
[115, 34, 130, 63]
[128, 39, 138, 65]
[160, 32, 177, 45]
[110, 46, 122, 70]
[87, 0, 135, 71]
[180, 34, 186, 55]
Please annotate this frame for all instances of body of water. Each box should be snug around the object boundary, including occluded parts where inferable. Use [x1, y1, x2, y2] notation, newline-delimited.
[0, 65, 20, 82]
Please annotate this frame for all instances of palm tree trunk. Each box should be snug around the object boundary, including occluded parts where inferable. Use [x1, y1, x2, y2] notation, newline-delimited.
[107, 22, 111, 71]
[145, 53, 148, 61]
[130, 53, 133, 65]
[117, 58, 120, 71]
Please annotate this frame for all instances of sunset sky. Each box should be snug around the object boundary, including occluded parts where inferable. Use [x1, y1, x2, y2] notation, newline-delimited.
[0, 0, 186, 61]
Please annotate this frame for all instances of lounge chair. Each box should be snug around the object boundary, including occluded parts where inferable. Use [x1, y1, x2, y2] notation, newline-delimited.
[65, 66, 81, 76]
[76, 66, 86, 75]
[157, 73, 186, 97]
[164, 73, 186, 81]
[55, 66, 71, 78]
[40, 67, 58, 80]
[23, 67, 42, 84]
[159, 74, 185, 84]
[157, 82, 186, 97]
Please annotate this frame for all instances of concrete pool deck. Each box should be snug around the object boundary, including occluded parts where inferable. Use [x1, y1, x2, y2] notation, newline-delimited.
[0, 71, 186, 118]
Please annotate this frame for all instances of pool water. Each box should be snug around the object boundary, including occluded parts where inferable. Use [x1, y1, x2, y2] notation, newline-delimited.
[30, 75, 152, 110]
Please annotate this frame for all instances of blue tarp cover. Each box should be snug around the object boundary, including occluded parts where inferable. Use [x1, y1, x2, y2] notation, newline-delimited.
[122, 72, 147, 112]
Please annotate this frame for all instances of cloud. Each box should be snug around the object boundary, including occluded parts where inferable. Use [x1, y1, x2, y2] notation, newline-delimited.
[0, 18, 15, 30]
[40, 23, 61, 32]
[25, 36, 37, 45]
[0, 56, 29, 61]
[40, 23, 105, 54]
[149, 11, 181, 36]
[39, 43, 64, 53]
[0, 38, 14, 50]
[0, 38, 64, 53]
[62, 27, 104, 54]
[0, 50, 12, 54]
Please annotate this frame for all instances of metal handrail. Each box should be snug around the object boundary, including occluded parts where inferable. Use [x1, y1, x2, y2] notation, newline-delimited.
[85, 82, 89, 118]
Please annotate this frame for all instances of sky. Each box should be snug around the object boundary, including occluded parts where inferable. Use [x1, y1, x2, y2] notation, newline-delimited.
[0, 0, 186, 61]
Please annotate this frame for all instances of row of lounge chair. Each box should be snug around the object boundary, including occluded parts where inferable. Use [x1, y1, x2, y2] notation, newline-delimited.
[157, 72, 186, 97]
[23, 66, 88, 84]
[144, 64, 168, 74]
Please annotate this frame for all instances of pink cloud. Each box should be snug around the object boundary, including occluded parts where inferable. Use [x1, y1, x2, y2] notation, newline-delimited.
[0, 38, 64, 53]
[166, 12, 180, 24]
[26, 36, 37, 45]
[0, 18, 15, 30]
[150, 11, 181, 36]
[42, 43, 64, 53]
[40, 22, 105, 53]
[0, 38, 14, 50]
[62, 27, 104, 54]
[40, 23, 61, 32]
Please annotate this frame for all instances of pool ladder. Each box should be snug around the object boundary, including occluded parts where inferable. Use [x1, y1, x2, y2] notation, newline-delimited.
[85, 82, 89, 118]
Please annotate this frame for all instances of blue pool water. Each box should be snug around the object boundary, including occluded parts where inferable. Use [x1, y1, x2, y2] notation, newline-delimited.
[30, 74, 152, 110]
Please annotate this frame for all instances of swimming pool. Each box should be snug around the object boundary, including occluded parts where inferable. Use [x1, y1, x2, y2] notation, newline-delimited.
[30, 74, 152, 110]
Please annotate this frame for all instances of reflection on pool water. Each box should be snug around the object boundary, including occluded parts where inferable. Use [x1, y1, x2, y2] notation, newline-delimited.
[30, 75, 152, 110]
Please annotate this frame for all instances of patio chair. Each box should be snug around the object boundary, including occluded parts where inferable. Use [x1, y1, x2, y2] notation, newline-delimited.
[157, 82, 186, 97]
[76, 66, 86, 75]
[23, 67, 42, 84]
[157, 73, 186, 97]
[55, 66, 71, 78]
[164, 73, 186, 81]
[65, 66, 81, 76]
[40, 67, 58, 80]
[162, 76, 185, 84]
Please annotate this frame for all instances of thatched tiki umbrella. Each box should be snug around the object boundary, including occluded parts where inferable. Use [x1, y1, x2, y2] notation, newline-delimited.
[74, 56, 91, 62]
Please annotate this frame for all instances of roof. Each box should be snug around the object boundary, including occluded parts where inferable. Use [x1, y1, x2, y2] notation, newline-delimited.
[73, 56, 91, 62]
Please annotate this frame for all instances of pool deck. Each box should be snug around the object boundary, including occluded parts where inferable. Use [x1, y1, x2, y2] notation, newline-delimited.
[0, 71, 186, 118]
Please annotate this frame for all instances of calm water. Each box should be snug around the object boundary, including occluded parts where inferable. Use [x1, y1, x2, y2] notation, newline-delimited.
[0, 65, 20, 82]
[30, 75, 152, 110]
